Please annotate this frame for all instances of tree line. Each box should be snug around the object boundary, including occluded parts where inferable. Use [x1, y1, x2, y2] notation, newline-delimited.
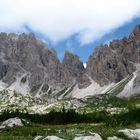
[0, 107, 140, 126]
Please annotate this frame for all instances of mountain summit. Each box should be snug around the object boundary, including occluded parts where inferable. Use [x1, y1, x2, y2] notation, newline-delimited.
[0, 26, 140, 101]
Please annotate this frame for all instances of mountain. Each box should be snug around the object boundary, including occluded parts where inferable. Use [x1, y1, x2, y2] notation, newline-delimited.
[0, 25, 140, 110]
[87, 25, 140, 86]
[86, 25, 140, 98]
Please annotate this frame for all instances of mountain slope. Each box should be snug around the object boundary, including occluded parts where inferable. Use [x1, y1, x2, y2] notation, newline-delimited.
[0, 25, 140, 105]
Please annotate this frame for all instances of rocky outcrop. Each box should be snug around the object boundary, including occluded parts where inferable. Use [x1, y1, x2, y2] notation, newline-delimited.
[62, 51, 91, 88]
[87, 25, 140, 86]
[119, 129, 140, 140]
[0, 117, 24, 128]
[34, 136, 64, 140]
[73, 134, 103, 140]
[107, 136, 123, 140]
[0, 25, 140, 98]
[62, 51, 84, 83]
[0, 33, 88, 96]
[34, 134, 102, 140]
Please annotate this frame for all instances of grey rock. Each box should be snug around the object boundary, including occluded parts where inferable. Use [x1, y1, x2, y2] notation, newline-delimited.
[0, 25, 140, 98]
[87, 44, 135, 86]
[0, 33, 90, 97]
[86, 25, 140, 86]
[62, 51, 90, 88]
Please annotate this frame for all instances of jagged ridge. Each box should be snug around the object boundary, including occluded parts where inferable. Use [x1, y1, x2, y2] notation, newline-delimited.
[0, 25, 140, 103]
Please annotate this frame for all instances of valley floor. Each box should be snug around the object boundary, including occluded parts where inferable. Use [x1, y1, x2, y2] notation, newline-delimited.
[0, 97, 140, 140]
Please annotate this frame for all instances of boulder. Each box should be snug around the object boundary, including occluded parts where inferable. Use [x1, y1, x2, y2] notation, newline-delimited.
[43, 136, 64, 140]
[119, 129, 140, 140]
[73, 133, 102, 140]
[107, 136, 123, 140]
[34, 136, 43, 140]
[0, 117, 23, 128]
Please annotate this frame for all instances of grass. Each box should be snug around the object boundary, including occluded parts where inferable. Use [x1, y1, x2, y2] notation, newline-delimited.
[0, 96, 140, 139]
[116, 132, 133, 140]
[0, 125, 46, 140]
[0, 123, 139, 140]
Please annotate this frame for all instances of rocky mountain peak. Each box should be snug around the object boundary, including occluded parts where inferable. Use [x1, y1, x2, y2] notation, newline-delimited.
[129, 25, 140, 42]
[86, 26, 140, 86]
[63, 51, 91, 89]
[63, 51, 84, 71]
[0, 25, 140, 99]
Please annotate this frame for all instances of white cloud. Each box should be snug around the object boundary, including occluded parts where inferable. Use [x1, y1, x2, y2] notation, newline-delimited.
[0, 0, 140, 44]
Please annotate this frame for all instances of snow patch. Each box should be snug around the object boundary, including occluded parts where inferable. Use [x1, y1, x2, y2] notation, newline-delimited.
[83, 63, 87, 68]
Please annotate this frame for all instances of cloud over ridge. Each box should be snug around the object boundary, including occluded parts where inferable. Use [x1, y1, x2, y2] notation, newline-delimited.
[0, 0, 140, 44]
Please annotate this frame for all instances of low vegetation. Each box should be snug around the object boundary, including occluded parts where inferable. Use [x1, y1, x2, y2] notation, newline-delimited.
[0, 105, 140, 126]
[0, 97, 140, 139]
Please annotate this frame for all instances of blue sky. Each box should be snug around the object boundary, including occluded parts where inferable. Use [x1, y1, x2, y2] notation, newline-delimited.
[0, 0, 140, 63]
[38, 17, 140, 63]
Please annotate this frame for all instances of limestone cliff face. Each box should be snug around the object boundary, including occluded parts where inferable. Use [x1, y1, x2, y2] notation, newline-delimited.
[0, 32, 88, 95]
[86, 25, 140, 86]
[0, 25, 140, 98]
[86, 44, 135, 86]
[62, 51, 91, 88]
